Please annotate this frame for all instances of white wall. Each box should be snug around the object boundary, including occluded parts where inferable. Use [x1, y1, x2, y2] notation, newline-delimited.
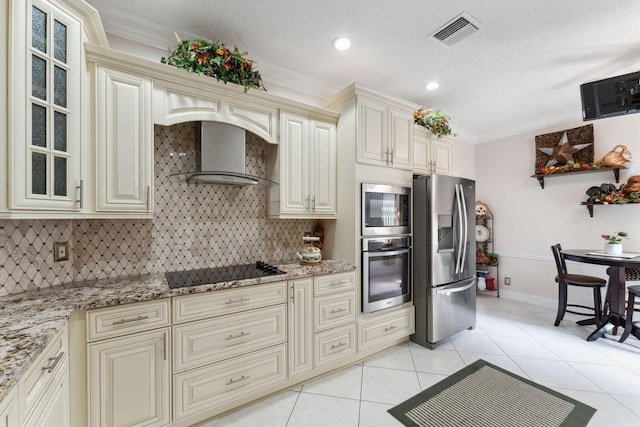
[476, 113, 640, 306]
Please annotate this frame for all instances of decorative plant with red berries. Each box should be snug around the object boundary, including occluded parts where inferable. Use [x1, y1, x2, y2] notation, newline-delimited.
[161, 36, 265, 93]
[413, 108, 454, 139]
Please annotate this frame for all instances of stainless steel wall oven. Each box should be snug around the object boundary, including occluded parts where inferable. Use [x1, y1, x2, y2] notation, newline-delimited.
[361, 236, 412, 313]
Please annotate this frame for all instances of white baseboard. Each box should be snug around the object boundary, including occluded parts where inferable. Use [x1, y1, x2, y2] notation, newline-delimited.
[496, 289, 557, 309]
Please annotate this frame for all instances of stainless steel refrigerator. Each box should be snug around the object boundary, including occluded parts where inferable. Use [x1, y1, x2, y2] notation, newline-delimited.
[411, 174, 476, 348]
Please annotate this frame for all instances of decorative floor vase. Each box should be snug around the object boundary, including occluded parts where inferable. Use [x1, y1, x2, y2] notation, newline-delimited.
[605, 243, 622, 255]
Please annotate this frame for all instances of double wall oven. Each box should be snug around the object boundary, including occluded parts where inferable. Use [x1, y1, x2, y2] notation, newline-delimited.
[361, 183, 412, 313]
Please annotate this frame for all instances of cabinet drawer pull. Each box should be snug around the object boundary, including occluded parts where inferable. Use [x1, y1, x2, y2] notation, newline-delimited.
[330, 342, 347, 350]
[225, 331, 250, 340]
[112, 315, 149, 326]
[389, 148, 394, 165]
[384, 325, 397, 332]
[329, 280, 348, 287]
[224, 297, 250, 305]
[330, 308, 347, 314]
[226, 375, 251, 386]
[42, 351, 64, 373]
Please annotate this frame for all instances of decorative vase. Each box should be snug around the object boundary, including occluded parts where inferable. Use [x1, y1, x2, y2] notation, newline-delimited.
[604, 243, 622, 255]
[477, 276, 487, 291]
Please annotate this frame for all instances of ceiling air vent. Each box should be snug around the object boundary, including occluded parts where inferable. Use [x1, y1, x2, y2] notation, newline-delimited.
[430, 12, 483, 48]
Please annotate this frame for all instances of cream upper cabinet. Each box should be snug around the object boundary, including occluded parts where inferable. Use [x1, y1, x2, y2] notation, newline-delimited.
[269, 110, 337, 218]
[356, 95, 413, 170]
[7, 0, 84, 214]
[413, 125, 452, 176]
[94, 65, 153, 215]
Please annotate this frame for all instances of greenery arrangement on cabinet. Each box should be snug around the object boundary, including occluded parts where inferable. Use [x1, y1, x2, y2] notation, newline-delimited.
[161, 35, 266, 92]
[413, 108, 454, 139]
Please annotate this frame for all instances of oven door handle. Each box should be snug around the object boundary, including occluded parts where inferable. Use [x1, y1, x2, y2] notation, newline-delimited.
[363, 248, 410, 257]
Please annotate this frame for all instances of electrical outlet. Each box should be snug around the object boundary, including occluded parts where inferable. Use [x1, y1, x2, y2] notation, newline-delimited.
[54, 242, 69, 262]
[504, 277, 511, 285]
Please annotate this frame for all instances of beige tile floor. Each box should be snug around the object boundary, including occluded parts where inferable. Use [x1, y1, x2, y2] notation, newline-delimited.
[200, 294, 640, 427]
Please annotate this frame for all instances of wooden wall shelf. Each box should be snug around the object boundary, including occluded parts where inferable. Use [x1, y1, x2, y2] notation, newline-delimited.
[580, 200, 640, 217]
[532, 167, 623, 189]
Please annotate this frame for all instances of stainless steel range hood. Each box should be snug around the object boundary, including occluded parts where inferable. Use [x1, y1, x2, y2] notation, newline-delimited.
[170, 121, 277, 187]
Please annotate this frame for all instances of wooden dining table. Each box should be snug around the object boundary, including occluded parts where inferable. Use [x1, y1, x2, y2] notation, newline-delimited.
[561, 249, 640, 341]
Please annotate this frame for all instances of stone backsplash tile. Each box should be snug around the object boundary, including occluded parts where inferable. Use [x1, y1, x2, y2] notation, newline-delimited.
[0, 123, 316, 295]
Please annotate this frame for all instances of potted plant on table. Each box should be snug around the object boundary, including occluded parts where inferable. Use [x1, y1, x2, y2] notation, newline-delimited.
[602, 231, 629, 255]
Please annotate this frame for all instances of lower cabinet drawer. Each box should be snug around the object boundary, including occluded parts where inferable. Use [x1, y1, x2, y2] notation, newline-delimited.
[173, 344, 287, 421]
[359, 306, 415, 351]
[314, 324, 357, 367]
[86, 299, 170, 342]
[314, 291, 356, 332]
[173, 305, 286, 372]
[21, 324, 68, 417]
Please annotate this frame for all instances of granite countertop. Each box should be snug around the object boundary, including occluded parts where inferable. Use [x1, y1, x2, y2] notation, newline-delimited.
[0, 259, 355, 403]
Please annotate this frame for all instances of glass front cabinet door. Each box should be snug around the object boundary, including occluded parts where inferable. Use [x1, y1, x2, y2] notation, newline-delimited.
[9, 0, 83, 212]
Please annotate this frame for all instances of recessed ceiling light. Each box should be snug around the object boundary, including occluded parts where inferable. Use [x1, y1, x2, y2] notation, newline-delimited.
[332, 37, 352, 51]
[425, 82, 440, 91]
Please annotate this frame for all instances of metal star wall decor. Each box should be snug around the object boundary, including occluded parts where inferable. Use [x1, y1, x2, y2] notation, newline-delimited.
[538, 132, 593, 167]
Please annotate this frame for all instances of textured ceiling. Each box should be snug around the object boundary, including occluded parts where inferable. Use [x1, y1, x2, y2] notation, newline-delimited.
[84, 0, 640, 142]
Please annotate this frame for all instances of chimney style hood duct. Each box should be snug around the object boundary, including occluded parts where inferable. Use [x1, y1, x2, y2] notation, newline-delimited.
[171, 122, 277, 187]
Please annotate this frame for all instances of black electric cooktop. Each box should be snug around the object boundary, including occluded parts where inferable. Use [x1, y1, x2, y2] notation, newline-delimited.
[165, 261, 286, 289]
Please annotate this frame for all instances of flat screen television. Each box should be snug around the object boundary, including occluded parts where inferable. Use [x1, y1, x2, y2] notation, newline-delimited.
[580, 71, 640, 121]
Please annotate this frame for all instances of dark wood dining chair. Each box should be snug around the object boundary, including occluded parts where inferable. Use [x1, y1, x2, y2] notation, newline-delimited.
[619, 284, 640, 342]
[551, 244, 607, 327]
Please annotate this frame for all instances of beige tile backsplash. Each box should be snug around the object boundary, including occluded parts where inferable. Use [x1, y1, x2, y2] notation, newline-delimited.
[0, 123, 316, 296]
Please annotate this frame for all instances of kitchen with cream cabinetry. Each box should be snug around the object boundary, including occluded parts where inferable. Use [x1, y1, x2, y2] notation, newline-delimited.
[413, 124, 452, 175]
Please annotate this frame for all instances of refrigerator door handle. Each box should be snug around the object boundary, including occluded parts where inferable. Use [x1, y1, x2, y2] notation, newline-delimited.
[436, 280, 476, 295]
[459, 184, 468, 272]
[454, 184, 463, 274]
